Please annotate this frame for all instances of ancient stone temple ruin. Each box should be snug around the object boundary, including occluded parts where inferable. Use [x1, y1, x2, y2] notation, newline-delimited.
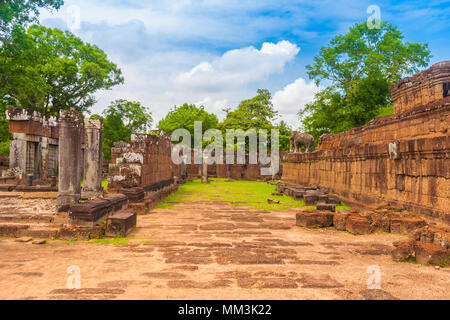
[108, 132, 181, 213]
[282, 61, 450, 224]
[6, 108, 59, 185]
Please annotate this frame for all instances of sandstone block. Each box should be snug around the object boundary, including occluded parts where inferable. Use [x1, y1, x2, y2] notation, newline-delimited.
[346, 215, 372, 235]
[304, 194, 319, 206]
[333, 212, 350, 230]
[390, 217, 427, 235]
[296, 211, 334, 228]
[267, 198, 280, 204]
[106, 210, 137, 237]
[391, 240, 415, 261]
[316, 201, 336, 212]
[414, 242, 449, 266]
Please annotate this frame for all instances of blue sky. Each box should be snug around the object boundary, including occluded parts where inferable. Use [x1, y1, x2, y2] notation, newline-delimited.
[39, 0, 450, 128]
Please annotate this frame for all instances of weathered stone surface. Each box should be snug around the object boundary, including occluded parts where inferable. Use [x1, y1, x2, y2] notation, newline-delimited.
[69, 199, 111, 227]
[390, 217, 426, 235]
[103, 194, 128, 211]
[316, 202, 336, 212]
[120, 187, 145, 202]
[267, 198, 280, 204]
[296, 211, 334, 228]
[391, 240, 415, 261]
[282, 62, 450, 224]
[57, 108, 83, 211]
[15, 237, 33, 243]
[326, 195, 342, 205]
[368, 214, 391, 233]
[414, 242, 449, 266]
[82, 118, 103, 197]
[32, 240, 47, 245]
[304, 193, 319, 206]
[333, 212, 350, 231]
[346, 215, 372, 235]
[106, 210, 137, 237]
[108, 133, 176, 190]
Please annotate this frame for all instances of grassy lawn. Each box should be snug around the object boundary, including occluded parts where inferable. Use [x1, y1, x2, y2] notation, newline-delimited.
[155, 178, 350, 211]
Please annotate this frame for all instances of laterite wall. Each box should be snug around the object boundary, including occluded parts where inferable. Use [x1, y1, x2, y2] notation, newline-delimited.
[282, 61, 450, 223]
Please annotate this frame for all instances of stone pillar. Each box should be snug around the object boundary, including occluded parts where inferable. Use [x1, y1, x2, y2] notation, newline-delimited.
[9, 133, 27, 179]
[57, 108, 83, 211]
[82, 118, 103, 198]
[201, 156, 208, 183]
[181, 155, 187, 180]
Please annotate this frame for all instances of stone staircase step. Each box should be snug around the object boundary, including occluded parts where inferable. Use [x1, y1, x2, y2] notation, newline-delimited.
[0, 222, 60, 239]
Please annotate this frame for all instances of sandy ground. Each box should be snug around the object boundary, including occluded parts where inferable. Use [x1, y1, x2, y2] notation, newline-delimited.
[0, 200, 449, 300]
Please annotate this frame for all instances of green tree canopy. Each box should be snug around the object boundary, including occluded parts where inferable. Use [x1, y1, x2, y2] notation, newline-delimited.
[99, 99, 153, 160]
[0, 24, 124, 116]
[300, 21, 431, 141]
[0, 0, 63, 42]
[220, 89, 278, 132]
[158, 103, 219, 136]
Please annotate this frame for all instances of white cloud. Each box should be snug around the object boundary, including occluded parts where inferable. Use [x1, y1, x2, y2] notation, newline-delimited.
[272, 77, 320, 129]
[176, 41, 300, 91]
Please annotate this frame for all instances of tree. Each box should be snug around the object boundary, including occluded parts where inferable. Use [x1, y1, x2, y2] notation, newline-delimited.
[276, 120, 292, 152]
[158, 103, 219, 137]
[219, 89, 280, 152]
[0, 0, 63, 42]
[300, 22, 431, 141]
[0, 1, 64, 155]
[0, 25, 124, 116]
[100, 100, 153, 160]
[220, 89, 278, 132]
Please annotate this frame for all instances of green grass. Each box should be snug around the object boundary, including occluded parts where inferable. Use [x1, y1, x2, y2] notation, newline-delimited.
[87, 237, 129, 245]
[155, 178, 350, 211]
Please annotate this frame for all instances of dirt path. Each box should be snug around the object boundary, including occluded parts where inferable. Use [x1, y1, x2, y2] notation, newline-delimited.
[0, 200, 449, 300]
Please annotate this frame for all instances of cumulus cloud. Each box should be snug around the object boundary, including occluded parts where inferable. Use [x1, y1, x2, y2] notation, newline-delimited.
[175, 41, 299, 92]
[272, 78, 320, 129]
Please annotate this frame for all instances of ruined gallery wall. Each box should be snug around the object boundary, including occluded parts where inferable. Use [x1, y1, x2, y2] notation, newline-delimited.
[6, 108, 59, 184]
[186, 152, 286, 181]
[109, 133, 178, 189]
[282, 62, 450, 223]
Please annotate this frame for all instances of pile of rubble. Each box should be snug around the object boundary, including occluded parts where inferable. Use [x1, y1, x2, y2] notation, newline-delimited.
[277, 183, 342, 212]
[278, 182, 449, 267]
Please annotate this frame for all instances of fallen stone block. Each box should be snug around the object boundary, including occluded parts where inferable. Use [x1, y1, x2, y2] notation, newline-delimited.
[293, 190, 305, 200]
[414, 242, 449, 266]
[390, 217, 427, 235]
[32, 240, 47, 245]
[103, 194, 128, 212]
[304, 193, 319, 206]
[296, 211, 334, 228]
[69, 199, 111, 227]
[333, 212, 350, 230]
[326, 195, 342, 205]
[15, 237, 33, 243]
[271, 193, 283, 197]
[120, 187, 145, 202]
[410, 227, 450, 249]
[391, 240, 415, 261]
[267, 198, 280, 204]
[106, 210, 137, 237]
[316, 201, 336, 212]
[369, 214, 391, 233]
[276, 183, 286, 193]
[346, 215, 372, 235]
